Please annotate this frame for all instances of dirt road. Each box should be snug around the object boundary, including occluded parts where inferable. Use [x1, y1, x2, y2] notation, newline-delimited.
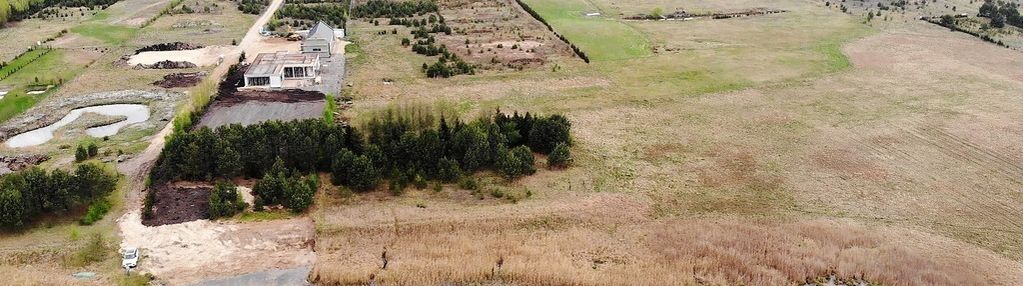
[116, 0, 310, 284]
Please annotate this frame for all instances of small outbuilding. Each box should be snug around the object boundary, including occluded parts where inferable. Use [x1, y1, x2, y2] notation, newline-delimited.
[243, 51, 321, 89]
[302, 21, 336, 58]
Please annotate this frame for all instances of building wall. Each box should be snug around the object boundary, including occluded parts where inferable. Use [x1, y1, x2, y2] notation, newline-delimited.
[244, 75, 283, 88]
[302, 38, 332, 58]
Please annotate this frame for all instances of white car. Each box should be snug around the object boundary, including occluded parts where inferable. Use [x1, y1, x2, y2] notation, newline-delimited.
[121, 248, 139, 269]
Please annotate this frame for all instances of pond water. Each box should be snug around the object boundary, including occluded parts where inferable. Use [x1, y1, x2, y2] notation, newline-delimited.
[5, 104, 150, 148]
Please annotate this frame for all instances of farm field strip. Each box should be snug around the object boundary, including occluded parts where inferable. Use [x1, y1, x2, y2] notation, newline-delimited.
[520, 0, 651, 61]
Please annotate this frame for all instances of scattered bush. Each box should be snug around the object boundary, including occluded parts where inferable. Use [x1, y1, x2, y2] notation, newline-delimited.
[79, 199, 110, 225]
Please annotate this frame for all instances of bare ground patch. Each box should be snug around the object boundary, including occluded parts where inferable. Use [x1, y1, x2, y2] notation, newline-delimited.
[142, 184, 211, 226]
[118, 211, 316, 285]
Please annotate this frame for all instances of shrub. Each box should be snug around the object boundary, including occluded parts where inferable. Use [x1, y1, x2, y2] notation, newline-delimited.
[547, 142, 572, 169]
[458, 176, 479, 190]
[75, 145, 88, 162]
[87, 142, 98, 157]
[79, 199, 110, 225]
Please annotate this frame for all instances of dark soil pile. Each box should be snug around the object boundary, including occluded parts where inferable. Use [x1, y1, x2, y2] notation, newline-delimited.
[143, 185, 211, 226]
[134, 60, 198, 69]
[0, 154, 50, 175]
[152, 72, 207, 88]
[135, 42, 204, 54]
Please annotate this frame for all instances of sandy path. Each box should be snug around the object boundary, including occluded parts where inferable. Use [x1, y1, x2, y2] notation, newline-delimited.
[128, 46, 235, 67]
[118, 211, 315, 285]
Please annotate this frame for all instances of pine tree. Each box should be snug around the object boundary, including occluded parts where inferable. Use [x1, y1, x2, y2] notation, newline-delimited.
[75, 145, 89, 162]
[217, 147, 243, 178]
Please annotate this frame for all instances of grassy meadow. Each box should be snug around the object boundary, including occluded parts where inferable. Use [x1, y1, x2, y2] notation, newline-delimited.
[70, 23, 139, 45]
[0, 49, 92, 122]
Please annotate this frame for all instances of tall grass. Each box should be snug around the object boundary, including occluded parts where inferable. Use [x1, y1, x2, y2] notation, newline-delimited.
[172, 71, 218, 133]
[323, 93, 337, 125]
[312, 216, 992, 285]
[67, 233, 108, 267]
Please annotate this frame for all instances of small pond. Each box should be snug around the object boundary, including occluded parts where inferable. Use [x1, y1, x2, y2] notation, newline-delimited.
[5, 104, 150, 148]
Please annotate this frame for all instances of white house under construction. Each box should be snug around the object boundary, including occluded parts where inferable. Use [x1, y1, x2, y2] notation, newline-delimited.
[243, 51, 320, 89]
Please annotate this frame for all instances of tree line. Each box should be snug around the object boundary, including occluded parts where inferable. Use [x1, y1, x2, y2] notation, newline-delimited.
[0, 47, 53, 82]
[1, 0, 116, 25]
[150, 109, 571, 195]
[0, 163, 118, 230]
[513, 0, 590, 63]
[351, 0, 437, 19]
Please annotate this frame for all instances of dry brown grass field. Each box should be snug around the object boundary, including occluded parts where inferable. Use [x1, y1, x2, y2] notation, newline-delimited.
[315, 0, 1023, 284]
[3, 0, 1023, 284]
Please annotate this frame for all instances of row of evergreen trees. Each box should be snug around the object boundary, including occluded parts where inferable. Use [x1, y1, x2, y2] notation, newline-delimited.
[0, 47, 52, 82]
[150, 110, 571, 194]
[387, 13, 443, 27]
[274, 3, 347, 29]
[0, 163, 118, 230]
[351, 0, 437, 19]
[513, 0, 590, 63]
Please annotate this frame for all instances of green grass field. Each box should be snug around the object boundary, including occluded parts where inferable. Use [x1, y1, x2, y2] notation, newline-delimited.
[521, 0, 651, 61]
[0, 92, 45, 123]
[71, 23, 139, 45]
[0, 49, 82, 123]
[1, 49, 50, 76]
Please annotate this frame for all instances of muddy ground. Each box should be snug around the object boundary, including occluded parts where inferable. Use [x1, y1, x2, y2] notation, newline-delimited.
[0, 89, 181, 141]
[143, 184, 211, 226]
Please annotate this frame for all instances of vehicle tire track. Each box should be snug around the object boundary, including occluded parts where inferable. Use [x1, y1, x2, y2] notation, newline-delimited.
[837, 125, 1023, 232]
[896, 124, 1023, 231]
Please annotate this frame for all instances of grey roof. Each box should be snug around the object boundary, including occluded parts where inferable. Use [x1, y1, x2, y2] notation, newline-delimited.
[246, 52, 319, 76]
[307, 21, 335, 41]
